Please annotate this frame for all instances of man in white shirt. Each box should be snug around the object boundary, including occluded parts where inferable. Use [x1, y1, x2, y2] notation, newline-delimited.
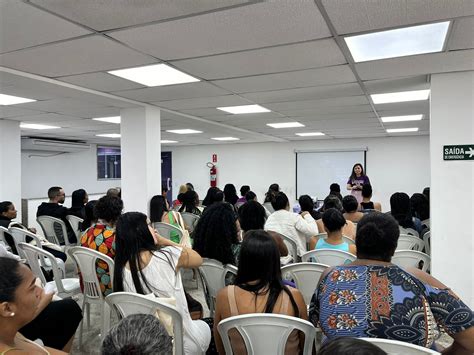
[264, 192, 319, 256]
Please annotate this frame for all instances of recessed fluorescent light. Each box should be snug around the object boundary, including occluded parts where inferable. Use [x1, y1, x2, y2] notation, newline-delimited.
[20, 123, 60, 130]
[166, 129, 202, 134]
[161, 140, 178, 144]
[96, 133, 121, 138]
[211, 137, 240, 141]
[92, 116, 121, 124]
[295, 132, 325, 137]
[217, 104, 270, 114]
[108, 64, 199, 87]
[381, 115, 423, 123]
[0, 94, 36, 105]
[345, 21, 450, 62]
[386, 128, 419, 133]
[371, 89, 430, 104]
[267, 122, 305, 129]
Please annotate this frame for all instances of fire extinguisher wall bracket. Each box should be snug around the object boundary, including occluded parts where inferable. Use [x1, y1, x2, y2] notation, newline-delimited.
[207, 162, 217, 187]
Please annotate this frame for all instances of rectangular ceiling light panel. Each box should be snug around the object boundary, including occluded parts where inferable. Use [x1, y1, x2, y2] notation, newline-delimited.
[386, 127, 419, 133]
[217, 104, 270, 114]
[96, 133, 121, 138]
[92, 116, 121, 124]
[161, 140, 178, 144]
[166, 129, 202, 134]
[0, 94, 36, 105]
[371, 89, 430, 104]
[267, 122, 305, 128]
[20, 123, 60, 130]
[381, 115, 423, 122]
[295, 132, 325, 136]
[211, 137, 240, 141]
[108, 64, 199, 87]
[345, 22, 450, 62]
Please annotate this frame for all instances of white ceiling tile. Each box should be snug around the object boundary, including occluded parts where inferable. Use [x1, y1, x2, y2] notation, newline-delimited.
[170, 39, 346, 80]
[30, 0, 252, 31]
[266, 96, 369, 111]
[322, 0, 474, 34]
[364, 76, 429, 94]
[241, 83, 363, 103]
[57, 72, 145, 92]
[109, 1, 330, 60]
[448, 17, 474, 50]
[280, 104, 374, 117]
[212, 65, 356, 93]
[0, 0, 91, 54]
[294, 112, 377, 121]
[153, 95, 251, 110]
[114, 82, 230, 102]
[0, 107, 47, 119]
[355, 49, 474, 80]
[0, 36, 157, 77]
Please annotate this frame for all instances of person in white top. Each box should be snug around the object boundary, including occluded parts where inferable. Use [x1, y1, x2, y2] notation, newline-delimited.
[264, 192, 319, 256]
[113, 212, 211, 354]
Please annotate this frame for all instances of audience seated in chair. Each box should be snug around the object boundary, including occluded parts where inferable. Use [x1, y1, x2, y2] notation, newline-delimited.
[235, 185, 250, 206]
[172, 184, 188, 210]
[343, 195, 364, 223]
[178, 190, 202, 216]
[410, 193, 430, 225]
[68, 189, 88, 219]
[316, 195, 356, 240]
[80, 200, 97, 232]
[299, 194, 322, 220]
[223, 184, 239, 207]
[36, 186, 77, 244]
[360, 184, 382, 212]
[0, 257, 82, 354]
[81, 195, 123, 297]
[150, 195, 187, 242]
[113, 212, 211, 354]
[390, 192, 423, 234]
[213, 230, 308, 354]
[329, 183, 343, 202]
[309, 212, 474, 353]
[265, 192, 319, 256]
[263, 183, 280, 203]
[202, 187, 224, 207]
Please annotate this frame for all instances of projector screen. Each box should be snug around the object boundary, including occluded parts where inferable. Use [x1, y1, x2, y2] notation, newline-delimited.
[296, 149, 367, 201]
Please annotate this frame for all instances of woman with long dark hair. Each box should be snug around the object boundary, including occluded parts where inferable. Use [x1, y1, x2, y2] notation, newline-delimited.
[223, 184, 239, 206]
[113, 212, 211, 354]
[69, 189, 88, 219]
[213, 230, 307, 354]
[202, 187, 224, 207]
[346, 163, 370, 203]
[263, 183, 280, 203]
[178, 190, 202, 216]
[149, 195, 186, 243]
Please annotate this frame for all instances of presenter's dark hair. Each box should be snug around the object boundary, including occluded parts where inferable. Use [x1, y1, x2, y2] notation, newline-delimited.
[238, 201, 266, 231]
[271, 192, 289, 211]
[349, 163, 365, 180]
[322, 208, 346, 232]
[149, 195, 168, 223]
[356, 212, 399, 262]
[319, 337, 387, 355]
[362, 184, 373, 198]
[342, 195, 359, 213]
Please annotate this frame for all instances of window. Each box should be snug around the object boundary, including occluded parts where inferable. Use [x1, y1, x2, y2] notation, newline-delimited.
[97, 146, 121, 179]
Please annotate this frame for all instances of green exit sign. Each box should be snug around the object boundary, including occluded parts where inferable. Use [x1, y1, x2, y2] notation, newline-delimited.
[443, 145, 474, 160]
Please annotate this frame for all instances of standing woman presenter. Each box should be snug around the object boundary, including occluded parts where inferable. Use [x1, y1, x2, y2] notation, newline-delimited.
[346, 163, 370, 203]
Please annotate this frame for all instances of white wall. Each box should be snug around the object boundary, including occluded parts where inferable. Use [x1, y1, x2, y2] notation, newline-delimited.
[21, 144, 120, 199]
[430, 71, 474, 307]
[168, 136, 430, 211]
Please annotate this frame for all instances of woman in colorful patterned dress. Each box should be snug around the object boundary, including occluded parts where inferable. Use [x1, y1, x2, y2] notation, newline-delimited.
[80, 195, 123, 296]
[309, 212, 474, 354]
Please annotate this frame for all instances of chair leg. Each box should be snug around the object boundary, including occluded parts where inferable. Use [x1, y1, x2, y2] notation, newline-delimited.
[101, 302, 111, 339]
[86, 302, 91, 328]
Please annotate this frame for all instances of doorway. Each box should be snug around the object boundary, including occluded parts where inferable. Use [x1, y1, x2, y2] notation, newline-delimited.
[161, 151, 172, 205]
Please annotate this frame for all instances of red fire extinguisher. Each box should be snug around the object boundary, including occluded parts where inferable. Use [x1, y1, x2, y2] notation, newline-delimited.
[207, 162, 217, 187]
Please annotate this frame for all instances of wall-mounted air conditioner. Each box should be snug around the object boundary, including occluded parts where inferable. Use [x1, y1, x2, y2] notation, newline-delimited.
[21, 137, 91, 153]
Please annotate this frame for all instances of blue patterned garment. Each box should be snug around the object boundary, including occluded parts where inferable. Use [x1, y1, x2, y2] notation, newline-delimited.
[309, 265, 474, 348]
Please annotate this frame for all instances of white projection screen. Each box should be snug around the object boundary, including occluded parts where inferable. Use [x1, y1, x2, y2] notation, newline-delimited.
[296, 149, 367, 201]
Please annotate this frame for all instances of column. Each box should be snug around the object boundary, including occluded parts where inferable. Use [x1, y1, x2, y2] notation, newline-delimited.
[430, 71, 474, 307]
[0, 120, 22, 220]
[120, 106, 161, 214]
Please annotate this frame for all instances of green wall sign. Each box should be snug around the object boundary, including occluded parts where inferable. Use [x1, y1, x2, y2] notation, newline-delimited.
[443, 145, 474, 160]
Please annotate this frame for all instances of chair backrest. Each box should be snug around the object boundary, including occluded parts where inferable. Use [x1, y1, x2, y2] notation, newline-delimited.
[423, 231, 431, 255]
[301, 249, 356, 266]
[199, 258, 226, 300]
[281, 262, 329, 304]
[153, 222, 183, 241]
[262, 202, 275, 214]
[217, 313, 316, 355]
[180, 212, 200, 232]
[400, 226, 419, 238]
[66, 215, 84, 239]
[105, 292, 184, 355]
[392, 250, 431, 272]
[222, 264, 238, 286]
[17, 242, 67, 293]
[8, 227, 43, 259]
[267, 231, 299, 263]
[0, 226, 11, 251]
[37, 215, 69, 246]
[359, 338, 441, 354]
[397, 234, 425, 251]
[421, 219, 430, 228]
[68, 246, 114, 300]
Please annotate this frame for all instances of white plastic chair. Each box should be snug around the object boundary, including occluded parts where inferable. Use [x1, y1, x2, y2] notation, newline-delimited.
[422, 219, 430, 228]
[423, 231, 431, 255]
[18, 242, 80, 298]
[392, 250, 431, 272]
[180, 212, 200, 233]
[217, 313, 316, 355]
[301, 249, 356, 266]
[222, 264, 238, 285]
[397, 234, 425, 251]
[359, 337, 441, 354]
[267, 231, 299, 263]
[37, 215, 71, 246]
[281, 262, 329, 304]
[66, 215, 84, 240]
[198, 258, 227, 317]
[0, 226, 12, 251]
[263, 202, 275, 214]
[68, 246, 114, 347]
[153, 222, 183, 241]
[105, 292, 184, 355]
[400, 226, 420, 238]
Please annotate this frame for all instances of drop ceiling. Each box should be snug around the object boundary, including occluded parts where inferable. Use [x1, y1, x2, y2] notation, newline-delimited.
[0, 0, 473, 146]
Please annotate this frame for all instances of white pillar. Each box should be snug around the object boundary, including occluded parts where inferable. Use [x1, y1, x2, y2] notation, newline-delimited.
[0, 120, 22, 220]
[120, 106, 161, 214]
[430, 71, 474, 307]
